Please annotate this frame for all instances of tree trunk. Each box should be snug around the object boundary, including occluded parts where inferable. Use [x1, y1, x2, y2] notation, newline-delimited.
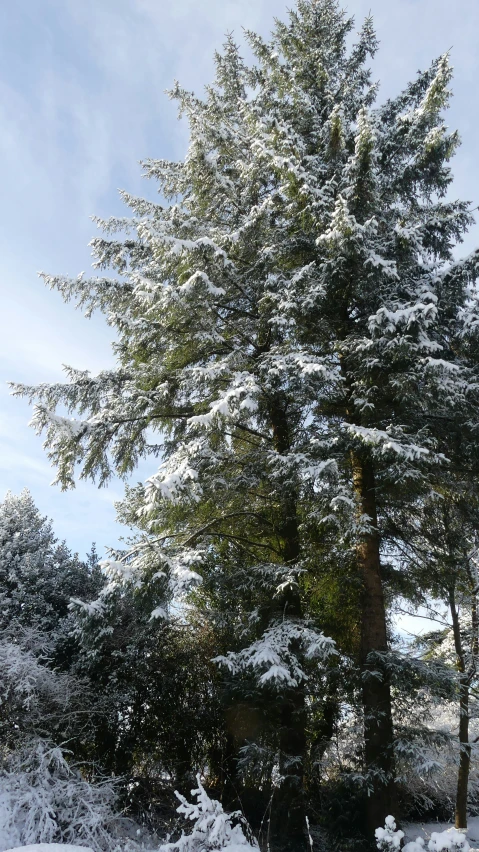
[270, 398, 307, 851]
[449, 587, 470, 830]
[351, 451, 396, 835]
[456, 685, 470, 831]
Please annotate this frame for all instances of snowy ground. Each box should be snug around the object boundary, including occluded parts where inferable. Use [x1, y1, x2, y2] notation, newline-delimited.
[3, 824, 479, 852]
[3, 846, 93, 852]
[404, 819, 479, 850]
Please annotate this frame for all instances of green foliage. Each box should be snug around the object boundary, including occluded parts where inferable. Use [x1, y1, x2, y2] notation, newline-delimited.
[8, 0, 479, 846]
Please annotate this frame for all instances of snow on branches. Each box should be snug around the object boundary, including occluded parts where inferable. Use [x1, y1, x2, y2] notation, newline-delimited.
[160, 776, 258, 852]
[214, 621, 336, 688]
[0, 741, 125, 852]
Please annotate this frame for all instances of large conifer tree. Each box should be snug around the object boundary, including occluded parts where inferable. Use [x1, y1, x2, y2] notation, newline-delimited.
[13, 0, 479, 843]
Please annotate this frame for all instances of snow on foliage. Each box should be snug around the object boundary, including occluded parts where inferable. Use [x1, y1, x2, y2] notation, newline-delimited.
[376, 817, 470, 852]
[159, 776, 258, 852]
[0, 636, 71, 714]
[0, 741, 126, 852]
[13, 1, 479, 624]
[8, 0, 479, 838]
[214, 621, 336, 687]
[0, 489, 101, 637]
[428, 832, 470, 852]
[375, 816, 405, 850]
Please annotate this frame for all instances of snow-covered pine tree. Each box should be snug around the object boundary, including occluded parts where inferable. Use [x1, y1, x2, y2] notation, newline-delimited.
[0, 490, 101, 642]
[0, 489, 59, 635]
[0, 489, 104, 753]
[0, 493, 145, 852]
[12, 0, 479, 842]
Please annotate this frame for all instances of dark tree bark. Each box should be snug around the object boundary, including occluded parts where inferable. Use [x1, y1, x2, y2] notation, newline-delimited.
[449, 586, 471, 830]
[351, 451, 396, 835]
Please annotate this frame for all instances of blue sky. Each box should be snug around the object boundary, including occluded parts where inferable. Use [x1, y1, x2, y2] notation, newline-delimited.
[1, 0, 479, 560]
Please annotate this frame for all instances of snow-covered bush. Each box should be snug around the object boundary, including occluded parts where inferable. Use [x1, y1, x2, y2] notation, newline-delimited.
[376, 817, 470, 852]
[427, 830, 470, 852]
[0, 740, 129, 852]
[375, 816, 405, 851]
[0, 634, 71, 712]
[0, 628, 99, 753]
[159, 775, 258, 852]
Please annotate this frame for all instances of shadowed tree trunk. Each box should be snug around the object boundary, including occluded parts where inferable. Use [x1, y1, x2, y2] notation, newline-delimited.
[449, 585, 471, 830]
[351, 451, 396, 835]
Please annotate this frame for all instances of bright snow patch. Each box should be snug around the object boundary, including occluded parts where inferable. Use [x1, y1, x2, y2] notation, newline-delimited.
[377, 817, 479, 852]
[403, 821, 479, 852]
[3, 846, 93, 852]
